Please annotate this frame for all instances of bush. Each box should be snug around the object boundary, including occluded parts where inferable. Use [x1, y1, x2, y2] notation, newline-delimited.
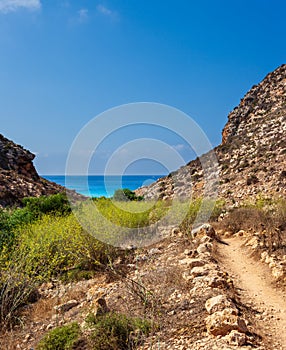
[221, 207, 266, 234]
[0, 263, 39, 326]
[220, 199, 286, 252]
[11, 214, 117, 277]
[113, 189, 143, 202]
[85, 312, 151, 350]
[91, 197, 157, 229]
[0, 213, 120, 325]
[22, 193, 71, 217]
[0, 207, 36, 253]
[36, 322, 80, 350]
[0, 194, 71, 253]
[0, 209, 13, 252]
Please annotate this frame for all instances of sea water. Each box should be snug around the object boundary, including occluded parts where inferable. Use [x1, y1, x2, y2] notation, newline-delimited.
[42, 175, 162, 198]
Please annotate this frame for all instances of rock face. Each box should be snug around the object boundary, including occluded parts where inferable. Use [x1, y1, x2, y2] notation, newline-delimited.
[222, 65, 286, 144]
[136, 64, 286, 205]
[0, 134, 39, 180]
[0, 134, 78, 207]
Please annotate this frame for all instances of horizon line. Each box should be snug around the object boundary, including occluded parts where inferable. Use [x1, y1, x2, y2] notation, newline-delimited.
[41, 174, 167, 176]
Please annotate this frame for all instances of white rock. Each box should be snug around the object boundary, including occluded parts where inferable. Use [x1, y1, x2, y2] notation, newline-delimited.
[206, 308, 248, 336]
[205, 295, 237, 314]
[54, 299, 79, 313]
[148, 248, 161, 256]
[179, 258, 206, 269]
[190, 266, 210, 277]
[223, 330, 247, 346]
[197, 243, 213, 254]
[260, 251, 269, 262]
[272, 266, 285, 279]
[200, 236, 213, 244]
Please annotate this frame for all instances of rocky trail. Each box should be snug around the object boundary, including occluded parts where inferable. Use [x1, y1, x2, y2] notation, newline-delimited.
[217, 236, 286, 350]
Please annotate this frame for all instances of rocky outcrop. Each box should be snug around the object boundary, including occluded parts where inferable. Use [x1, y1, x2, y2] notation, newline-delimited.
[0, 134, 39, 180]
[222, 64, 286, 144]
[0, 134, 82, 207]
[136, 64, 286, 206]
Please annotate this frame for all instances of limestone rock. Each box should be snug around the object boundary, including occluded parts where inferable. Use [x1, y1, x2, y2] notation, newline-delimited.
[223, 330, 247, 346]
[179, 258, 206, 269]
[206, 308, 248, 336]
[205, 295, 237, 314]
[197, 243, 213, 254]
[0, 134, 84, 207]
[190, 265, 210, 277]
[135, 64, 286, 206]
[192, 223, 216, 239]
[54, 299, 79, 313]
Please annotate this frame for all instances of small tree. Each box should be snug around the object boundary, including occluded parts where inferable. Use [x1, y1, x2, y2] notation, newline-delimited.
[113, 189, 143, 202]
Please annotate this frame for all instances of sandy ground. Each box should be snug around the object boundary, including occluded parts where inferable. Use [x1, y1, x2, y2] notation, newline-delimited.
[218, 236, 286, 350]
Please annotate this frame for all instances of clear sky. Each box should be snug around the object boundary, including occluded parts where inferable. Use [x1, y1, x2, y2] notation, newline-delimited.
[0, 0, 285, 175]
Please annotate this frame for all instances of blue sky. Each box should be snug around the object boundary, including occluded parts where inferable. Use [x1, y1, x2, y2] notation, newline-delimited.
[0, 0, 285, 174]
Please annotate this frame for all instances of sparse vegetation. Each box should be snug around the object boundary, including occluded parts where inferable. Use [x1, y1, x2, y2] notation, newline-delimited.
[113, 188, 143, 202]
[36, 322, 81, 350]
[85, 312, 151, 350]
[220, 198, 286, 253]
[180, 198, 225, 234]
[0, 194, 224, 327]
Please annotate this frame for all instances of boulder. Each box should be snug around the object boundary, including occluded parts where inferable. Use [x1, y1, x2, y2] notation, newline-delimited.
[206, 308, 248, 336]
[54, 299, 79, 313]
[179, 258, 206, 269]
[190, 265, 210, 277]
[191, 223, 216, 239]
[197, 243, 213, 254]
[223, 330, 247, 346]
[205, 294, 237, 314]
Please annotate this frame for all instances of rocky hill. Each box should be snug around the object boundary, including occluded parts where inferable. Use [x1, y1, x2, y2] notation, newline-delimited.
[0, 134, 78, 207]
[137, 64, 286, 205]
[1, 65, 286, 350]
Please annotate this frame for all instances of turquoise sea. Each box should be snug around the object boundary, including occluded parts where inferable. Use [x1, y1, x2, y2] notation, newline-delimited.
[43, 175, 163, 198]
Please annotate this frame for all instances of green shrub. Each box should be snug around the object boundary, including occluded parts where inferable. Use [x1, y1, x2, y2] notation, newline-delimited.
[91, 197, 156, 229]
[0, 213, 119, 325]
[0, 207, 35, 252]
[11, 214, 117, 278]
[0, 194, 71, 253]
[0, 209, 13, 251]
[22, 193, 71, 217]
[36, 322, 80, 350]
[113, 188, 143, 202]
[85, 312, 151, 350]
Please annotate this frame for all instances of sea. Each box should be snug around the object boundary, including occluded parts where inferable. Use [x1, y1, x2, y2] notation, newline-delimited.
[42, 175, 163, 198]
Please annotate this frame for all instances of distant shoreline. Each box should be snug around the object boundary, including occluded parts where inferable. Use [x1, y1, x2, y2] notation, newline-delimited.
[42, 175, 163, 198]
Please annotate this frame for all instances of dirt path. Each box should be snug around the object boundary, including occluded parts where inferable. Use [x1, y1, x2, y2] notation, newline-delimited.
[217, 236, 286, 350]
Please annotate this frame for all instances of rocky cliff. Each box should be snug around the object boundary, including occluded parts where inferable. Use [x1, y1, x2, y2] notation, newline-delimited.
[137, 64, 286, 205]
[0, 134, 74, 207]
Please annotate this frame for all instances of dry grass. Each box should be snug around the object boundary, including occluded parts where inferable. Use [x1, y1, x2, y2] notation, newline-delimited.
[219, 200, 286, 254]
[29, 297, 58, 323]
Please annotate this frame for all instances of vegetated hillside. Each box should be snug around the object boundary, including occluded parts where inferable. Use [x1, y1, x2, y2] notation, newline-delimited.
[137, 64, 286, 205]
[0, 134, 82, 207]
